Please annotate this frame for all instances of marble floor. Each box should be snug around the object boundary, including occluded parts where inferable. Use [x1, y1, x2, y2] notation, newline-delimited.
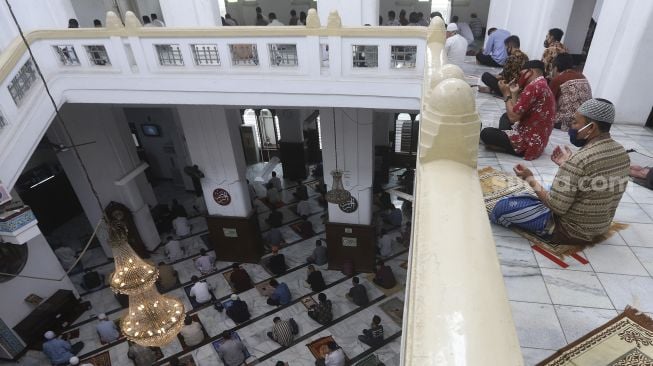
[5, 169, 409, 366]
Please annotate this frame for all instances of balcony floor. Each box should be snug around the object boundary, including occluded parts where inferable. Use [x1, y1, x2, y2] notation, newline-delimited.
[468, 58, 653, 365]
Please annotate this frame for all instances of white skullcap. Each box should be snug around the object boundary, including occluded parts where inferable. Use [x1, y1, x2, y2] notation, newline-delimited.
[446, 23, 458, 32]
[69, 356, 80, 365]
[578, 98, 615, 124]
[231, 294, 239, 301]
[44, 331, 55, 340]
[98, 313, 107, 320]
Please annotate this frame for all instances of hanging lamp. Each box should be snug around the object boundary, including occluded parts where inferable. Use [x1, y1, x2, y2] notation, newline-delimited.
[108, 223, 185, 347]
[325, 108, 352, 205]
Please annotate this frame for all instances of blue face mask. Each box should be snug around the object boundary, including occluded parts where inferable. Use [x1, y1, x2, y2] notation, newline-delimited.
[568, 122, 593, 147]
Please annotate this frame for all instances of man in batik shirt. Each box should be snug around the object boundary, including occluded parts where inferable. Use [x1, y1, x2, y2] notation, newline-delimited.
[480, 35, 529, 96]
[480, 60, 556, 161]
[541, 28, 569, 78]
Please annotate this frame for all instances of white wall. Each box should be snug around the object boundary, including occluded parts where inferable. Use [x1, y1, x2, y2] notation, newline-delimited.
[564, 0, 596, 54]
[584, 0, 653, 123]
[226, 0, 315, 26]
[451, 0, 491, 25]
[70, 0, 115, 27]
[0, 234, 77, 328]
[160, 0, 221, 27]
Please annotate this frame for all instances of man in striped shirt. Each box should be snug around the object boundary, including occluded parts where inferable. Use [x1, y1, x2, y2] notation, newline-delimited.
[358, 315, 384, 347]
[267, 317, 294, 346]
[498, 98, 630, 246]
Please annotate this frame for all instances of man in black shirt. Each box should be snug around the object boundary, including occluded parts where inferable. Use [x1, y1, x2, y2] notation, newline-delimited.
[305, 265, 326, 292]
[268, 246, 287, 275]
[346, 276, 369, 306]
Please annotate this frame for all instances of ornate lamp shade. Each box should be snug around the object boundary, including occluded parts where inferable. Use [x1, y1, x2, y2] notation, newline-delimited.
[107, 223, 158, 295]
[325, 170, 352, 205]
[120, 284, 185, 347]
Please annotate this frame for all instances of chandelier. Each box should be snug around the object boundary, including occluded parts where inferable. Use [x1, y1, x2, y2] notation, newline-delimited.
[325, 108, 352, 205]
[108, 222, 185, 346]
[325, 170, 351, 204]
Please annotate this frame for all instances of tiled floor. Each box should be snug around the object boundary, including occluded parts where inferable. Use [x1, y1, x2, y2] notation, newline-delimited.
[467, 57, 653, 364]
[5, 169, 409, 366]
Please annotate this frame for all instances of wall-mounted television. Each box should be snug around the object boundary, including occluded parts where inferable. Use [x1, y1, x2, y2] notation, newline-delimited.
[141, 124, 161, 137]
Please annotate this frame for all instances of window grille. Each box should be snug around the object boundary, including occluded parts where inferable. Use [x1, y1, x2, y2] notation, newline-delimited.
[391, 45, 417, 68]
[229, 44, 259, 66]
[191, 44, 220, 66]
[53, 45, 80, 66]
[84, 45, 111, 66]
[268, 44, 298, 67]
[7, 60, 37, 105]
[155, 44, 184, 66]
[352, 45, 378, 68]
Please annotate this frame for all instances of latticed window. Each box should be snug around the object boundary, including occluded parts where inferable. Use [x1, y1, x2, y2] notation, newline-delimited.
[155, 44, 184, 66]
[191, 44, 220, 66]
[268, 44, 298, 67]
[53, 45, 80, 66]
[352, 45, 378, 68]
[8, 60, 37, 105]
[229, 44, 259, 66]
[391, 45, 417, 68]
[84, 45, 111, 66]
[0, 111, 6, 129]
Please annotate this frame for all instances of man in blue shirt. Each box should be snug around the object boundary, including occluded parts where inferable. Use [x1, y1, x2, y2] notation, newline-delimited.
[267, 279, 291, 306]
[476, 28, 510, 67]
[42, 331, 84, 366]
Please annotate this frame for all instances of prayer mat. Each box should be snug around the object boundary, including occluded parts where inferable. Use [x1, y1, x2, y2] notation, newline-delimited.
[61, 328, 79, 341]
[355, 354, 383, 366]
[183, 283, 215, 309]
[307, 336, 350, 362]
[177, 314, 209, 350]
[255, 280, 275, 297]
[260, 197, 285, 210]
[479, 167, 627, 256]
[290, 222, 314, 239]
[175, 355, 197, 366]
[365, 273, 403, 297]
[222, 269, 238, 293]
[212, 331, 251, 359]
[80, 351, 111, 366]
[380, 297, 405, 326]
[537, 307, 653, 366]
[300, 295, 317, 309]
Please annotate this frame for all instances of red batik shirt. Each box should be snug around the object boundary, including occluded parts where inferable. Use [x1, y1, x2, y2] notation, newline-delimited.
[505, 76, 556, 160]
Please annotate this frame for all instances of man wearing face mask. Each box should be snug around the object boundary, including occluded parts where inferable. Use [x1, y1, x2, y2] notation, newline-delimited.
[541, 28, 568, 79]
[491, 99, 630, 247]
[480, 60, 555, 161]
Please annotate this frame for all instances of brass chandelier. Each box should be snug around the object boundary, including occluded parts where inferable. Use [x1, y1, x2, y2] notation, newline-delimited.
[108, 223, 185, 347]
[325, 108, 352, 205]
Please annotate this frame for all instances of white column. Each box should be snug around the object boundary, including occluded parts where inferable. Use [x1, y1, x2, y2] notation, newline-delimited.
[159, 0, 222, 27]
[320, 108, 374, 225]
[486, 0, 574, 59]
[564, 0, 597, 54]
[177, 106, 251, 217]
[48, 104, 161, 255]
[317, 0, 379, 27]
[584, 0, 653, 124]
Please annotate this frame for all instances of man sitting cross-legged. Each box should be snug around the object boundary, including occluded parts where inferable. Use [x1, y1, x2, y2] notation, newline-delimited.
[491, 98, 630, 247]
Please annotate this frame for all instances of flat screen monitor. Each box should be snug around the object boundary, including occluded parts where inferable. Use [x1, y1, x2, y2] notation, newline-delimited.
[141, 124, 161, 137]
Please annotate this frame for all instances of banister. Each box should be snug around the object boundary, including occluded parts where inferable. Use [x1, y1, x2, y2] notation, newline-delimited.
[400, 18, 523, 365]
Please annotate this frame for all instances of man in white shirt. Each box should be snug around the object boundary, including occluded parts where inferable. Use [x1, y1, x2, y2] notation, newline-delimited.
[268, 13, 284, 26]
[179, 316, 204, 346]
[296, 199, 311, 217]
[195, 249, 215, 275]
[317, 341, 346, 366]
[150, 13, 165, 27]
[189, 276, 213, 304]
[384, 11, 400, 26]
[377, 230, 394, 258]
[164, 236, 184, 262]
[173, 216, 191, 237]
[451, 16, 474, 44]
[445, 23, 468, 67]
[269, 171, 282, 191]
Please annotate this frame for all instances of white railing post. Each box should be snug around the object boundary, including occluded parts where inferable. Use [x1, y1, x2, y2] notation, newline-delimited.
[400, 18, 523, 366]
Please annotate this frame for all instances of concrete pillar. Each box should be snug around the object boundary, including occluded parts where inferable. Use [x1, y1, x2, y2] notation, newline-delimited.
[319, 108, 374, 225]
[177, 106, 251, 217]
[584, 0, 653, 124]
[564, 0, 597, 54]
[317, 0, 379, 27]
[373, 111, 394, 147]
[159, 0, 222, 27]
[277, 109, 304, 143]
[486, 0, 574, 60]
[48, 104, 161, 256]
